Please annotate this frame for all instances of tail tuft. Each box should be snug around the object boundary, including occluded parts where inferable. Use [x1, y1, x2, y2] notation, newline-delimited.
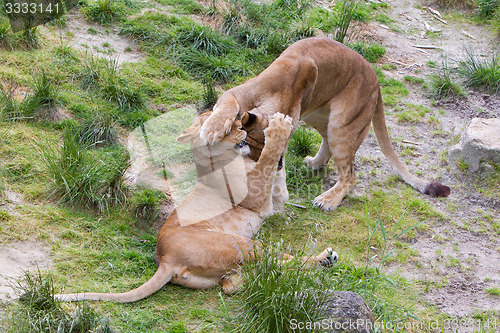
[424, 182, 451, 198]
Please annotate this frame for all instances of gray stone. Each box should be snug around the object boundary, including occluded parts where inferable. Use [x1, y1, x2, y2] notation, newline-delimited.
[319, 291, 374, 333]
[449, 118, 500, 171]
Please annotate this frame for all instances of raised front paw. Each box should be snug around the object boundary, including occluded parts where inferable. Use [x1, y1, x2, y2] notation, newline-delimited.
[264, 113, 292, 145]
[200, 115, 235, 145]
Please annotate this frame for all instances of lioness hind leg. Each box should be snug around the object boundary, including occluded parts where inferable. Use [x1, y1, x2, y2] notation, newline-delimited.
[304, 136, 331, 170]
[281, 248, 338, 268]
[221, 273, 244, 294]
[313, 122, 371, 211]
[172, 268, 220, 290]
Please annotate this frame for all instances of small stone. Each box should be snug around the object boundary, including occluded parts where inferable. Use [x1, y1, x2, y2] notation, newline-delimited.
[449, 118, 500, 171]
[320, 291, 375, 332]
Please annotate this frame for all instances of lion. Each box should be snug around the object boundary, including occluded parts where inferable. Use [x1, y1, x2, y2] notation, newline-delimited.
[200, 37, 450, 211]
[55, 112, 337, 303]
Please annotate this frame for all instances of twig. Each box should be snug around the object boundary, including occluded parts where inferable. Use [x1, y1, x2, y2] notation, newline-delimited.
[423, 6, 448, 24]
[393, 60, 409, 66]
[285, 202, 307, 210]
[402, 63, 421, 71]
[402, 140, 420, 145]
[412, 45, 440, 49]
[426, 7, 442, 18]
[434, 16, 448, 25]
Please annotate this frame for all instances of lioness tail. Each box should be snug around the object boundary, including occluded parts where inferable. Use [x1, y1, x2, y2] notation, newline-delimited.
[371, 87, 450, 198]
[54, 263, 173, 303]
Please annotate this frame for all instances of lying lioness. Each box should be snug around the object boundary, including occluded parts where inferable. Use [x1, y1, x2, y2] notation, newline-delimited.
[200, 37, 450, 211]
[55, 112, 336, 303]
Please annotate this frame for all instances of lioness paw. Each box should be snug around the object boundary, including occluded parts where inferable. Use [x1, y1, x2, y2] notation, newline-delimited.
[200, 116, 234, 145]
[264, 113, 292, 144]
[312, 194, 342, 211]
[319, 247, 338, 268]
[304, 156, 326, 170]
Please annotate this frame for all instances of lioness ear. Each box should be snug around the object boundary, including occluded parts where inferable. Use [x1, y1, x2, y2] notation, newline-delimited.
[241, 112, 257, 129]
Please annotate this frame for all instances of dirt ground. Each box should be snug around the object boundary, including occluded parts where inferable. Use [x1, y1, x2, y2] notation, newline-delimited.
[1, 0, 499, 324]
[352, 0, 500, 319]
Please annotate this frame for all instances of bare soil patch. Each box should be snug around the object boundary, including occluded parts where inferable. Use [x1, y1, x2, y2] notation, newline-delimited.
[0, 242, 53, 301]
[62, 11, 144, 65]
[351, 0, 500, 318]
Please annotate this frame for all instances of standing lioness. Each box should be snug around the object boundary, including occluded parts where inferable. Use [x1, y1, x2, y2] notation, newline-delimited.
[200, 37, 450, 211]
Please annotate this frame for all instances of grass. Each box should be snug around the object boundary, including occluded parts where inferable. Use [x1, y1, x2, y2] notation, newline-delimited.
[348, 41, 386, 63]
[0, 19, 13, 49]
[228, 204, 435, 332]
[428, 60, 465, 99]
[3, 269, 112, 333]
[77, 112, 118, 147]
[175, 24, 235, 56]
[99, 59, 146, 112]
[476, 0, 500, 19]
[76, 54, 103, 91]
[0, 80, 18, 119]
[485, 287, 500, 296]
[1, 0, 493, 331]
[82, 0, 128, 25]
[288, 123, 321, 157]
[458, 50, 500, 94]
[21, 71, 62, 121]
[228, 244, 333, 333]
[333, 0, 359, 43]
[394, 103, 433, 123]
[374, 66, 409, 106]
[131, 188, 170, 223]
[40, 125, 129, 212]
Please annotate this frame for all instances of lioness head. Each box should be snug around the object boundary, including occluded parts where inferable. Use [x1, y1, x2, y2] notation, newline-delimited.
[177, 112, 248, 175]
[240, 111, 269, 162]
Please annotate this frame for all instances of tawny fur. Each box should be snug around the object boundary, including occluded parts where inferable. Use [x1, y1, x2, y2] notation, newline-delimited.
[55, 113, 336, 303]
[200, 37, 450, 211]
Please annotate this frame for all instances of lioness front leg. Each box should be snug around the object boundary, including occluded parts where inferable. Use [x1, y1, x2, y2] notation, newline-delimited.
[200, 92, 240, 145]
[242, 113, 293, 214]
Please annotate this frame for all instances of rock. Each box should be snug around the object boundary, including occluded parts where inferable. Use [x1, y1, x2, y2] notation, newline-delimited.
[449, 118, 500, 171]
[320, 291, 375, 333]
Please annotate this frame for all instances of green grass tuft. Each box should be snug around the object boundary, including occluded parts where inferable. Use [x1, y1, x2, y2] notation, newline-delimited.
[428, 72, 465, 99]
[99, 59, 146, 111]
[0, 19, 13, 49]
[174, 47, 248, 83]
[78, 112, 118, 147]
[333, 0, 359, 43]
[476, 0, 500, 19]
[231, 245, 331, 333]
[288, 124, 321, 157]
[21, 71, 62, 121]
[20, 27, 39, 50]
[76, 54, 103, 91]
[82, 0, 127, 25]
[3, 270, 112, 333]
[175, 25, 235, 56]
[41, 125, 129, 211]
[459, 50, 500, 94]
[0, 81, 18, 120]
[348, 42, 386, 63]
[131, 188, 169, 223]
